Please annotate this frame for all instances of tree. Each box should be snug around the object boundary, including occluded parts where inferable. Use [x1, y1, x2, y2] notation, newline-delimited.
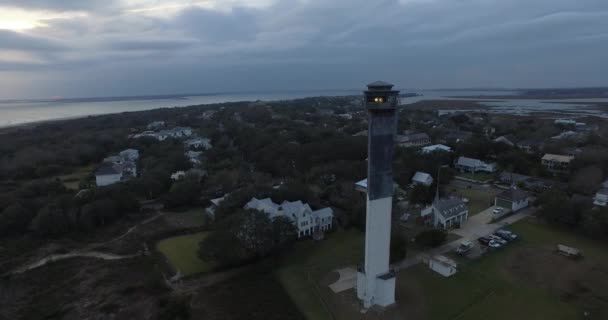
[409, 184, 433, 205]
[537, 190, 580, 226]
[569, 166, 603, 195]
[30, 203, 71, 237]
[164, 177, 202, 209]
[580, 208, 608, 239]
[0, 203, 34, 235]
[232, 210, 274, 258]
[271, 216, 297, 251]
[79, 199, 117, 229]
[198, 230, 248, 267]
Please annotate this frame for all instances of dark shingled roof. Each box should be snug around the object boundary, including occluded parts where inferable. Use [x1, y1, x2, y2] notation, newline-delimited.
[95, 163, 121, 176]
[433, 198, 467, 218]
[496, 188, 528, 202]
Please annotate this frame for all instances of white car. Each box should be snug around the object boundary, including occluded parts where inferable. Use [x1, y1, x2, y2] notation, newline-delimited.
[492, 207, 504, 214]
[456, 240, 473, 255]
[487, 240, 502, 248]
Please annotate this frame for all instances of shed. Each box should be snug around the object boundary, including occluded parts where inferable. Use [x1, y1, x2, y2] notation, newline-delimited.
[428, 255, 457, 277]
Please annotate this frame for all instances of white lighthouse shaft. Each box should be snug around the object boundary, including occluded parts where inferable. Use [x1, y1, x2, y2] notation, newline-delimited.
[356, 81, 398, 308]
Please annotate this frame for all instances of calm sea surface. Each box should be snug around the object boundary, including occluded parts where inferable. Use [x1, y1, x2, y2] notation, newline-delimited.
[2, 89, 608, 127]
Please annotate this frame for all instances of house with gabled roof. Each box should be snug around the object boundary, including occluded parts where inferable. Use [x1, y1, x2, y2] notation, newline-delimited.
[494, 134, 517, 146]
[541, 154, 574, 173]
[244, 198, 334, 238]
[495, 187, 529, 212]
[95, 163, 124, 186]
[412, 171, 433, 187]
[395, 132, 431, 148]
[593, 189, 608, 207]
[455, 156, 496, 173]
[421, 198, 469, 229]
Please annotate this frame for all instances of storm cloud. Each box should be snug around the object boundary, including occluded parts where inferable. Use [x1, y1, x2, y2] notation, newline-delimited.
[0, 0, 607, 98]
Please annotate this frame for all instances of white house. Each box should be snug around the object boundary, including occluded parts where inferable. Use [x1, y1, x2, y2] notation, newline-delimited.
[551, 131, 579, 140]
[95, 163, 123, 186]
[555, 119, 576, 125]
[244, 198, 333, 238]
[185, 151, 203, 166]
[495, 188, 529, 212]
[95, 149, 139, 186]
[455, 156, 496, 173]
[593, 189, 608, 207]
[412, 171, 433, 187]
[119, 149, 139, 161]
[422, 198, 469, 229]
[395, 132, 431, 148]
[147, 121, 165, 130]
[421, 144, 452, 154]
[133, 127, 193, 141]
[494, 135, 517, 146]
[205, 195, 227, 219]
[184, 137, 212, 150]
[428, 255, 458, 277]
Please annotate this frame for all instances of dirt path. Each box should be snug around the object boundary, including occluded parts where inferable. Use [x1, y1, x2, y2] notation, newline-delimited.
[5, 211, 166, 276]
[9, 252, 140, 274]
[84, 211, 166, 251]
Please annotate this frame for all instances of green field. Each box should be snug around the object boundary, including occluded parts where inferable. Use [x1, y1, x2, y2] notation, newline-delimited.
[53, 165, 94, 190]
[277, 230, 364, 320]
[277, 220, 608, 320]
[156, 232, 213, 276]
[398, 219, 608, 320]
[457, 172, 495, 182]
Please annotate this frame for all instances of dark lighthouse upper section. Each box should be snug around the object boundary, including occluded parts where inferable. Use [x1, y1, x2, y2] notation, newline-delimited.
[365, 81, 399, 200]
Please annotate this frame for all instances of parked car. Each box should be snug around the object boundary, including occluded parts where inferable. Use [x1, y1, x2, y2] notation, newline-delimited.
[496, 229, 518, 240]
[478, 237, 501, 248]
[495, 232, 514, 242]
[492, 207, 504, 214]
[456, 240, 473, 255]
[488, 234, 508, 245]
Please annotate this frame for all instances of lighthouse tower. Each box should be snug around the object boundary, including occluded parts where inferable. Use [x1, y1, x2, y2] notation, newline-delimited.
[356, 81, 399, 308]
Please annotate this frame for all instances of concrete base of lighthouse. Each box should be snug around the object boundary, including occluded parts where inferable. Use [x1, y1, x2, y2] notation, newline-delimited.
[356, 270, 396, 308]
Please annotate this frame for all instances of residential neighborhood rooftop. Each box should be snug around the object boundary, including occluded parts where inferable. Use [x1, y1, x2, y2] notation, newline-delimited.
[497, 188, 528, 202]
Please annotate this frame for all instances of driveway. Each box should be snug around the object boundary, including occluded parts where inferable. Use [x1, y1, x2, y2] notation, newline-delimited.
[393, 206, 536, 271]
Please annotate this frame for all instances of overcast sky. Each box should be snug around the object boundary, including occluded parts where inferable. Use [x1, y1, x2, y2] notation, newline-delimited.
[0, 0, 607, 99]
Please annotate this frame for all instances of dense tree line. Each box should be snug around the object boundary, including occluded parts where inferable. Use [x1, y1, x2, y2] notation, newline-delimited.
[198, 209, 297, 269]
[0, 180, 139, 238]
[537, 189, 608, 240]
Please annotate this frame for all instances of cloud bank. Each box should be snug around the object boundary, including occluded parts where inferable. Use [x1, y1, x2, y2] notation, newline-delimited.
[0, 0, 607, 98]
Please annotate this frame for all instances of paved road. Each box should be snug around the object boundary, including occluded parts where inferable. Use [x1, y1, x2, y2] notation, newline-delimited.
[393, 206, 536, 272]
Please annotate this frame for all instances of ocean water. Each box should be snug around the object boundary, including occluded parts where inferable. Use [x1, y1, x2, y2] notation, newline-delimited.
[0, 91, 357, 127]
[1, 89, 607, 127]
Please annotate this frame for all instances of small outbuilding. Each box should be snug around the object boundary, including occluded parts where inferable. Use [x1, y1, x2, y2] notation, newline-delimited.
[495, 188, 529, 212]
[411, 171, 433, 187]
[428, 255, 458, 277]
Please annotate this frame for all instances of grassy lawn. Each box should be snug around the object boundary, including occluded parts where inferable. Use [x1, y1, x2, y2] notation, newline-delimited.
[398, 218, 608, 320]
[156, 232, 213, 276]
[53, 165, 95, 190]
[269, 218, 608, 320]
[277, 229, 364, 320]
[457, 172, 495, 182]
[451, 187, 500, 215]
